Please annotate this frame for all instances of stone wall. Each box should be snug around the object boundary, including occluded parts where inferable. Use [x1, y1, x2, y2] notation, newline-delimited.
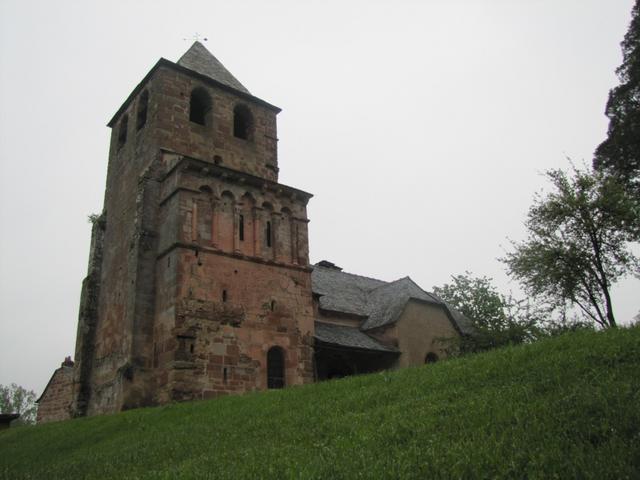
[37, 363, 74, 424]
[371, 300, 459, 368]
[70, 56, 311, 416]
[81, 78, 163, 415]
[72, 214, 105, 416]
[144, 141, 314, 403]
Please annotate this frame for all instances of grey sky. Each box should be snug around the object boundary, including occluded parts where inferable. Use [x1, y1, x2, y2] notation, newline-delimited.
[0, 0, 638, 394]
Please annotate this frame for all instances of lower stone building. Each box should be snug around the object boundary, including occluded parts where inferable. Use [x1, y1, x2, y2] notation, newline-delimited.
[36, 42, 471, 423]
[312, 261, 470, 380]
[36, 357, 75, 423]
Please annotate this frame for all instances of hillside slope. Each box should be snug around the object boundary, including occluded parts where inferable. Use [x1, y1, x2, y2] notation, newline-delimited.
[1, 328, 639, 479]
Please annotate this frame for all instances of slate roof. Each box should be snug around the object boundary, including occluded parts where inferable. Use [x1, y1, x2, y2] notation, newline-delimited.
[311, 263, 474, 335]
[177, 41, 250, 94]
[311, 266, 386, 317]
[314, 322, 398, 353]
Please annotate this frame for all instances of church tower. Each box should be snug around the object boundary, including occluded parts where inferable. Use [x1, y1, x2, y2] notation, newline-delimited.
[73, 42, 315, 415]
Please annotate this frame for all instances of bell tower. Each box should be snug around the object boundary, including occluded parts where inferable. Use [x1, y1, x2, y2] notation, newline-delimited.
[73, 42, 315, 415]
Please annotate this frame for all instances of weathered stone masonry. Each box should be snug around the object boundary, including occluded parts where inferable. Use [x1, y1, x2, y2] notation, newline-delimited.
[37, 42, 471, 423]
[36, 358, 75, 423]
[64, 42, 315, 417]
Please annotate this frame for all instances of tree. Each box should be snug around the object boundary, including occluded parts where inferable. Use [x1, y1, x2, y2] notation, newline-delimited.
[433, 272, 541, 354]
[0, 383, 37, 425]
[593, 1, 640, 195]
[502, 167, 639, 329]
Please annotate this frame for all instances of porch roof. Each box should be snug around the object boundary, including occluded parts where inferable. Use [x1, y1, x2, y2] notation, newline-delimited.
[314, 322, 398, 353]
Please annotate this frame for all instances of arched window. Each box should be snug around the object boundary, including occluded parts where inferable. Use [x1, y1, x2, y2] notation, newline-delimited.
[239, 214, 245, 241]
[189, 87, 212, 126]
[117, 114, 128, 149]
[136, 90, 149, 131]
[425, 352, 439, 364]
[266, 220, 272, 248]
[233, 104, 253, 140]
[267, 347, 285, 389]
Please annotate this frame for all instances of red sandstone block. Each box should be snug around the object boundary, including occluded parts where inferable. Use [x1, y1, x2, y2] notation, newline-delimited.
[210, 355, 223, 364]
[223, 356, 238, 366]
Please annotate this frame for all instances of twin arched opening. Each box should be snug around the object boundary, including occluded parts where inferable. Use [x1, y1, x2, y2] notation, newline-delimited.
[188, 88, 254, 142]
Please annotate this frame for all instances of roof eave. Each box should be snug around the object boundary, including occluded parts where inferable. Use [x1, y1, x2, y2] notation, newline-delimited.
[314, 339, 399, 355]
[317, 306, 369, 320]
[160, 151, 314, 203]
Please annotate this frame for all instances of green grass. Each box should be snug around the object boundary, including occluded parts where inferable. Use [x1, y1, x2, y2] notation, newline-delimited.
[2, 328, 640, 479]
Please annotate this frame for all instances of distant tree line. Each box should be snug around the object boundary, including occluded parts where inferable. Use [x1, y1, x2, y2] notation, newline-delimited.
[0, 383, 37, 426]
[435, 1, 640, 353]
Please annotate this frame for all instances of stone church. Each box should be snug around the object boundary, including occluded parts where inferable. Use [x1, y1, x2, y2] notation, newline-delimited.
[36, 42, 471, 423]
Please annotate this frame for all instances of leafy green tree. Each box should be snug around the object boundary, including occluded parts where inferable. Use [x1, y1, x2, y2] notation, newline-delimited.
[502, 167, 639, 329]
[433, 272, 541, 354]
[0, 383, 37, 425]
[593, 1, 640, 194]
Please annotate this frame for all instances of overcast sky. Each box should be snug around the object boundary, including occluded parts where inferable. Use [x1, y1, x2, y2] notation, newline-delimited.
[1, 0, 638, 394]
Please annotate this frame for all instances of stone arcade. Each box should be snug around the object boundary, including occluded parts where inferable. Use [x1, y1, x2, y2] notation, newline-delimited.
[36, 43, 471, 423]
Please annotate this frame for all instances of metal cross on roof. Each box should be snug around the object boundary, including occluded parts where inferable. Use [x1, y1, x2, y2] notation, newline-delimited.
[184, 33, 208, 42]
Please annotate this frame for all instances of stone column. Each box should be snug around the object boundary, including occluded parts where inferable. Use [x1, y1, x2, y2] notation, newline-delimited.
[233, 205, 240, 254]
[191, 200, 198, 243]
[252, 207, 259, 257]
[210, 201, 217, 248]
[271, 214, 278, 262]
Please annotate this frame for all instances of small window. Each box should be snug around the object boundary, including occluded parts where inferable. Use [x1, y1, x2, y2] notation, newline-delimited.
[233, 104, 253, 140]
[270, 300, 276, 311]
[267, 347, 285, 389]
[117, 115, 128, 149]
[136, 90, 149, 131]
[176, 335, 195, 361]
[239, 214, 244, 241]
[222, 290, 228, 302]
[190, 87, 212, 126]
[266, 221, 272, 248]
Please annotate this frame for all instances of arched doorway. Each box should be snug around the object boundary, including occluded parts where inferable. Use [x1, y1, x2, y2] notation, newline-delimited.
[267, 347, 285, 389]
[425, 352, 439, 364]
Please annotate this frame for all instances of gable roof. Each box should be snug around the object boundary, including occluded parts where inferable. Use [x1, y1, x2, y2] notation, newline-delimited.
[364, 276, 442, 330]
[311, 263, 474, 335]
[177, 42, 250, 94]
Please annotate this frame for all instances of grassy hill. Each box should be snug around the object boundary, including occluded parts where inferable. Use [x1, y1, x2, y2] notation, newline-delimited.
[1, 328, 639, 479]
